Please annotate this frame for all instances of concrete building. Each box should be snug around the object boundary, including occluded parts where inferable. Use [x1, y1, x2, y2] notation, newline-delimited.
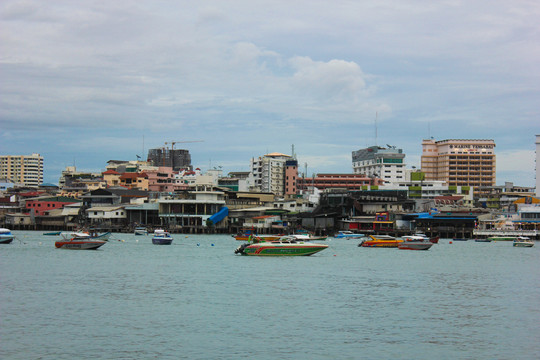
[352, 145, 406, 184]
[147, 148, 191, 171]
[250, 153, 293, 197]
[421, 139, 496, 187]
[297, 173, 383, 192]
[0, 153, 43, 186]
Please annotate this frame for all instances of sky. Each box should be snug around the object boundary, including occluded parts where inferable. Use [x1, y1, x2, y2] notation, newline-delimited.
[1, 0, 539, 187]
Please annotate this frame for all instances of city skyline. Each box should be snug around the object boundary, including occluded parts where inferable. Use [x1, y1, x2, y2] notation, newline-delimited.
[1, 1, 538, 186]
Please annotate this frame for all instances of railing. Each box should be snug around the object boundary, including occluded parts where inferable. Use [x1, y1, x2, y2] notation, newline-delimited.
[473, 230, 538, 236]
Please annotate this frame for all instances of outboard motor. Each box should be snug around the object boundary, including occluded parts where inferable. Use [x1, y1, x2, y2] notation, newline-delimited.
[234, 243, 249, 255]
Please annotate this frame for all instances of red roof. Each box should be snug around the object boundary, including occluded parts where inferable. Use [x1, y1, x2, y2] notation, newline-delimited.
[103, 170, 120, 175]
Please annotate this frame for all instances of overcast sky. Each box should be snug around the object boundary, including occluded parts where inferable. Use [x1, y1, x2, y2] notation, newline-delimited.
[1, 0, 539, 186]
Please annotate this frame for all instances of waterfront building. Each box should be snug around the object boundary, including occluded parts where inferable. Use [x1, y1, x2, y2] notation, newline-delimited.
[0, 153, 43, 186]
[59, 166, 102, 188]
[250, 153, 292, 197]
[352, 145, 406, 184]
[297, 173, 383, 192]
[285, 159, 299, 197]
[379, 170, 473, 200]
[421, 139, 496, 188]
[25, 196, 81, 216]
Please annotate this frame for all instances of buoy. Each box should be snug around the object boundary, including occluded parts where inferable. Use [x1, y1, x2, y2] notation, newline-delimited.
[197, 243, 200, 246]
[211, 244, 214, 246]
[449, 241, 453, 244]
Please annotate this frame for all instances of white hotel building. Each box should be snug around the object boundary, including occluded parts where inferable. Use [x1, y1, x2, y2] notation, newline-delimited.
[352, 145, 406, 184]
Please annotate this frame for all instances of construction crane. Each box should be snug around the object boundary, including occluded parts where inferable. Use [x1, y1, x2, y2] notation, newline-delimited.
[164, 140, 204, 150]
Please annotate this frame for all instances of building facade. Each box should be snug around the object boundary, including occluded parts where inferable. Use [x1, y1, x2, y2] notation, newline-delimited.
[147, 148, 191, 171]
[250, 153, 292, 197]
[352, 146, 406, 183]
[0, 153, 44, 186]
[421, 139, 496, 187]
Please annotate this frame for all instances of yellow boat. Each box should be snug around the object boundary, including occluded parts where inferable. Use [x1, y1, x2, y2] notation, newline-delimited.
[359, 235, 402, 248]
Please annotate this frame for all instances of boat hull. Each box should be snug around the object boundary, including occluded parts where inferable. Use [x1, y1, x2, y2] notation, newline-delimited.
[360, 240, 402, 248]
[237, 242, 328, 256]
[0, 236, 14, 244]
[55, 240, 106, 250]
[152, 237, 173, 245]
[398, 242, 433, 250]
[513, 242, 534, 247]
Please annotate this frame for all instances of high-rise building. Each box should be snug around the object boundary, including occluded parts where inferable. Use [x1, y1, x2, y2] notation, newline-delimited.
[147, 148, 191, 171]
[352, 145, 406, 183]
[250, 153, 293, 196]
[0, 153, 44, 186]
[421, 139, 496, 187]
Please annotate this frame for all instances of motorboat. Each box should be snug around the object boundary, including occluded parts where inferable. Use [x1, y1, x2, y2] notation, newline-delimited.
[59, 231, 111, 241]
[134, 227, 148, 236]
[414, 233, 439, 244]
[359, 234, 402, 248]
[234, 236, 328, 256]
[232, 229, 282, 241]
[55, 232, 106, 250]
[152, 229, 173, 245]
[513, 236, 534, 247]
[0, 228, 14, 244]
[474, 238, 492, 242]
[289, 234, 328, 241]
[398, 235, 433, 250]
[334, 231, 364, 239]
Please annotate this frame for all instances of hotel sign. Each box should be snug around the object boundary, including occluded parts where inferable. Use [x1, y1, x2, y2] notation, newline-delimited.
[450, 144, 494, 149]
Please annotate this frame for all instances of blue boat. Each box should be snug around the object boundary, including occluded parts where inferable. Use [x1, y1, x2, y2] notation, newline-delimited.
[334, 231, 364, 239]
[0, 228, 14, 244]
[152, 229, 173, 245]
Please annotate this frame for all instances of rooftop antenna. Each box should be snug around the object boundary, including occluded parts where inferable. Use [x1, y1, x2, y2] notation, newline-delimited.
[291, 144, 296, 159]
[375, 112, 378, 146]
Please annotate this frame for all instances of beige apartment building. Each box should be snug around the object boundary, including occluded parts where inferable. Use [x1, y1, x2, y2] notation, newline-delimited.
[0, 153, 44, 186]
[421, 139, 496, 187]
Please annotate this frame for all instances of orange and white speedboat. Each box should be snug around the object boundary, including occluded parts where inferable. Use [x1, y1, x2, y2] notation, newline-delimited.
[55, 232, 106, 250]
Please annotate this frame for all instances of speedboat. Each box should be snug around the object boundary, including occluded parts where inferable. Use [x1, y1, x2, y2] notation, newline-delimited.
[134, 227, 148, 235]
[55, 232, 106, 250]
[234, 236, 328, 256]
[513, 237, 534, 247]
[414, 233, 439, 244]
[152, 229, 173, 245]
[359, 234, 402, 248]
[398, 235, 433, 250]
[334, 231, 364, 239]
[0, 228, 14, 244]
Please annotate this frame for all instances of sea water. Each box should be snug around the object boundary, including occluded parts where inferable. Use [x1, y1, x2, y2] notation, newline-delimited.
[1, 231, 539, 359]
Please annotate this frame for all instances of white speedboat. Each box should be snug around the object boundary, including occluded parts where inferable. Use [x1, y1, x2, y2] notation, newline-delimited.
[235, 236, 328, 256]
[0, 228, 14, 244]
[55, 232, 106, 250]
[513, 236, 534, 247]
[398, 235, 433, 250]
[152, 229, 173, 245]
[134, 227, 148, 235]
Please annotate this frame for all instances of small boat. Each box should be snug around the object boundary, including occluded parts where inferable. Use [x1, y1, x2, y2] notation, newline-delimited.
[43, 231, 61, 236]
[152, 229, 173, 245]
[59, 231, 112, 241]
[55, 232, 106, 250]
[398, 235, 433, 250]
[452, 238, 469, 241]
[234, 236, 328, 256]
[415, 233, 439, 244]
[134, 227, 148, 235]
[487, 236, 516, 242]
[334, 231, 364, 239]
[513, 236, 534, 247]
[474, 238, 492, 242]
[232, 229, 283, 241]
[289, 234, 328, 241]
[0, 228, 14, 244]
[359, 235, 402, 248]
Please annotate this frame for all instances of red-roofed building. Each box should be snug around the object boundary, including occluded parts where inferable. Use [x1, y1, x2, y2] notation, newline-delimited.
[103, 170, 121, 187]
